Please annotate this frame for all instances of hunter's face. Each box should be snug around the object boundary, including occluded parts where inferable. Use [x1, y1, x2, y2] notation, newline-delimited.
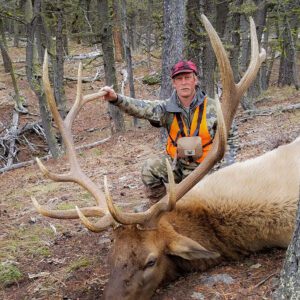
[172, 72, 198, 103]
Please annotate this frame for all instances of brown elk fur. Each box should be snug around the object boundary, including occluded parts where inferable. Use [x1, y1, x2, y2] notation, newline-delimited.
[105, 137, 300, 299]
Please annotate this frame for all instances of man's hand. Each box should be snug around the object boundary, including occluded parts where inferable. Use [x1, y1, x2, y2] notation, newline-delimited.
[100, 86, 118, 102]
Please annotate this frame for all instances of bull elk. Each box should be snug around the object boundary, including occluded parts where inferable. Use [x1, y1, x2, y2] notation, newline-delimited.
[31, 15, 300, 300]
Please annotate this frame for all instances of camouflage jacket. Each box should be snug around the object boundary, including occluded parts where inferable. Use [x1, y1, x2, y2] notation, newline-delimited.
[112, 86, 239, 168]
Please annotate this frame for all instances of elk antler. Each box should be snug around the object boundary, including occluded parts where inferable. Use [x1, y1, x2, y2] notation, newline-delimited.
[104, 15, 266, 228]
[104, 158, 177, 228]
[32, 51, 116, 231]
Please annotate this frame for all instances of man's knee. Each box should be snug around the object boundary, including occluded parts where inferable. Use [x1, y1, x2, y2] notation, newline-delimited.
[141, 156, 168, 186]
[141, 156, 170, 203]
[144, 184, 166, 204]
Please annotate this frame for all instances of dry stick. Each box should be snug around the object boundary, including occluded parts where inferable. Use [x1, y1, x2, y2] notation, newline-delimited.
[6, 110, 19, 167]
[0, 136, 111, 174]
[253, 272, 278, 289]
[245, 103, 300, 116]
[239, 103, 300, 121]
[15, 72, 103, 83]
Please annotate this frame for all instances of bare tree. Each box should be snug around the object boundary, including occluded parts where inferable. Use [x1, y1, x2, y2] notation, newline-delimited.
[0, 17, 27, 113]
[241, 0, 267, 110]
[146, 0, 153, 69]
[120, 0, 139, 127]
[112, 0, 123, 62]
[98, 0, 125, 133]
[277, 1, 299, 90]
[229, 0, 243, 82]
[186, 0, 202, 65]
[52, 0, 67, 118]
[160, 0, 186, 99]
[159, 0, 186, 145]
[200, 0, 217, 98]
[25, 0, 60, 158]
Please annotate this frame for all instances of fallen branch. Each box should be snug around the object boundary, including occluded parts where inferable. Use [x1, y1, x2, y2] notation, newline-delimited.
[86, 125, 110, 133]
[253, 272, 278, 289]
[15, 71, 103, 83]
[76, 136, 111, 151]
[239, 103, 300, 122]
[65, 50, 102, 61]
[17, 121, 44, 135]
[64, 74, 102, 82]
[6, 110, 19, 167]
[0, 136, 111, 174]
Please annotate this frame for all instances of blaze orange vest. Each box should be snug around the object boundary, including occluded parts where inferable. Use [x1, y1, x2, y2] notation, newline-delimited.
[166, 98, 212, 163]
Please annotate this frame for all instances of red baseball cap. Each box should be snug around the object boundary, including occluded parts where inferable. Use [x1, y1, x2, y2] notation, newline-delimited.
[171, 60, 198, 78]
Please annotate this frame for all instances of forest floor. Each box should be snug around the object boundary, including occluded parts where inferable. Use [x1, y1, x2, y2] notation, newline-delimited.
[0, 42, 300, 300]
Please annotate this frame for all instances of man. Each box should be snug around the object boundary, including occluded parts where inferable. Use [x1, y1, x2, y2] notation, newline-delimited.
[101, 60, 238, 203]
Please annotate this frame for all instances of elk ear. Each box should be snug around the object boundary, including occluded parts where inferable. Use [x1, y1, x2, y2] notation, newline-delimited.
[167, 235, 220, 260]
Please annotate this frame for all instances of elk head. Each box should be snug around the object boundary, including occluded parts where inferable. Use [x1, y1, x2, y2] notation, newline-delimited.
[32, 15, 266, 300]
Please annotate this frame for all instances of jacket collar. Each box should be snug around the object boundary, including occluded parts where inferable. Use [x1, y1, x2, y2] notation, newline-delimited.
[165, 86, 206, 113]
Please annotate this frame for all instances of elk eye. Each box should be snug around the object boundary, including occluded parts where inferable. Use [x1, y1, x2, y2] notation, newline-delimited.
[144, 258, 157, 269]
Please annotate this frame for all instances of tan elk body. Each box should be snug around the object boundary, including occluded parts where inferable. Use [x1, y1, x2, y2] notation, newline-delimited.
[31, 14, 300, 300]
[105, 137, 299, 299]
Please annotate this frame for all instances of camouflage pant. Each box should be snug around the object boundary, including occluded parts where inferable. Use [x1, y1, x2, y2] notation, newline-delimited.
[141, 155, 196, 202]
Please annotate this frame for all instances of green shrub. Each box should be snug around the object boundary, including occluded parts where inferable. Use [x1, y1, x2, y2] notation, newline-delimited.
[142, 73, 161, 85]
[0, 263, 23, 287]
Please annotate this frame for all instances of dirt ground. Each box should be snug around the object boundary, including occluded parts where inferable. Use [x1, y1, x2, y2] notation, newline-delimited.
[0, 43, 300, 300]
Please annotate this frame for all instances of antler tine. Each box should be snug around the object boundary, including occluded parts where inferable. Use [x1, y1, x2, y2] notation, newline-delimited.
[103, 159, 177, 227]
[64, 61, 84, 129]
[65, 62, 107, 129]
[32, 197, 105, 219]
[76, 206, 116, 232]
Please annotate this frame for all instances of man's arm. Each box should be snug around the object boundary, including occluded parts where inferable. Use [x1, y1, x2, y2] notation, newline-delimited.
[100, 86, 165, 124]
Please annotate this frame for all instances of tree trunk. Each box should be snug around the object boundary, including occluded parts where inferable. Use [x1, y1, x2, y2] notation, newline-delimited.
[277, 3, 299, 90]
[53, 1, 67, 118]
[127, 8, 137, 51]
[112, 0, 123, 62]
[0, 21, 27, 113]
[229, 0, 243, 82]
[146, 0, 153, 69]
[98, 0, 125, 133]
[241, 0, 267, 110]
[159, 0, 186, 146]
[160, 0, 186, 99]
[186, 0, 202, 65]
[240, 14, 249, 73]
[201, 0, 217, 98]
[13, 1, 20, 48]
[25, 0, 61, 158]
[273, 190, 300, 299]
[261, 16, 270, 91]
[0, 18, 11, 73]
[121, 0, 139, 127]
